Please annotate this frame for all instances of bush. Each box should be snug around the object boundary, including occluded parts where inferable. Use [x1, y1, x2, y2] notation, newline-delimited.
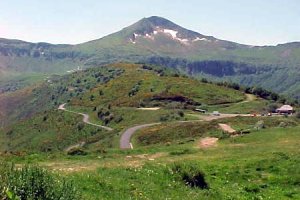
[177, 110, 184, 117]
[77, 122, 85, 131]
[169, 163, 209, 189]
[0, 163, 80, 200]
[254, 120, 265, 130]
[169, 149, 196, 156]
[67, 147, 87, 156]
[114, 115, 124, 123]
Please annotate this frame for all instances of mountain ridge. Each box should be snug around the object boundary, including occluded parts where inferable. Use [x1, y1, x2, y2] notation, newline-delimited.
[0, 16, 300, 99]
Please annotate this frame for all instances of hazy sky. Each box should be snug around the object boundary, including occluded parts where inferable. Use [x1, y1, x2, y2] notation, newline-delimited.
[0, 0, 299, 45]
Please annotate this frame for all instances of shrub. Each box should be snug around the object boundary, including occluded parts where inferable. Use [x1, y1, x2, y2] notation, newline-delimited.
[0, 163, 80, 200]
[67, 147, 87, 156]
[169, 149, 196, 156]
[254, 120, 265, 130]
[159, 115, 169, 122]
[77, 122, 85, 131]
[177, 110, 184, 117]
[114, 115, 123, 123]
[169, 163, 209, 189]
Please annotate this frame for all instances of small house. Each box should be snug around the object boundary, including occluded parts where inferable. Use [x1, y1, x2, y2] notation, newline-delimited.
[276, 105, 294, 114]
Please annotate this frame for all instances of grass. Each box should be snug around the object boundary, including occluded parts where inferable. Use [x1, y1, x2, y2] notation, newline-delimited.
[0, 65, 123, 128]
[2, 125, 298, 199]
[1, 62, 299, 199]
[206, 98, 269, 114]
[0, 163, 80, 200]
[71, 63, 244, 108]
[0, 110, 117, 153]
[75, 126, 300, 199]
[133, 116, 299, 147]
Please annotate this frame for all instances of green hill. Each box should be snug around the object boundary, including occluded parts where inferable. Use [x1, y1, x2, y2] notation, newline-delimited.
[0, 63, 280, 153]
[1, 62, 299, 200]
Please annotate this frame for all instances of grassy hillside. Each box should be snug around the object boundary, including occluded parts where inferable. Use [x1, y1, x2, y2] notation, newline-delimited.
[2, 124, 299, 199]
[133, 116, 299, 147]
[0, 63, 249, 152]
[0, 110, 115, 153]
[0, 60, 299, 199]
[0, 66, 123, 127]
[71, 63, 244, 107]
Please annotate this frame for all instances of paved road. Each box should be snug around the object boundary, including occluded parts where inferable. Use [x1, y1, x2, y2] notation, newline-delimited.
[120, 123, 161, 149]
[58, 103, 113, 131]
[119, 113, 254, 150]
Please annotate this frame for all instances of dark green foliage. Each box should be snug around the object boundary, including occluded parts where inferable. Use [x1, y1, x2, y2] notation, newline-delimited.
[89, 94, 95, 101]
[77, 122, 85, 131]
[67, 147, 87, 156]
[96, 106, 118, 125]
[267, 103, 278, 113]
[170, 163, 209, 189]
[0, 163, 80, 200]
[169, 149, 196, 156]
[159, 111, 183, 122]
[128, 80, 142, 97]
[114, 115, 124, 123]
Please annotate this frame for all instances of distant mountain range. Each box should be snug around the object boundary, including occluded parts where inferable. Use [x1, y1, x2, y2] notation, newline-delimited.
[1, 16, 299, 98]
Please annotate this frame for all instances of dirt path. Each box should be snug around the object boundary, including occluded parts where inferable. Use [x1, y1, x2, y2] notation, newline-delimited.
[218, 123, 236, 134]
[137, 107, 160, 111]
[58, 103, 113, 131]
[199, 137, 219, 148]
[187, 113, 250, 121]
[237, 93, 257, 104]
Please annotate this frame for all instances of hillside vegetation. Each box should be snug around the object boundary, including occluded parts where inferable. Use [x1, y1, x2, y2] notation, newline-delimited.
[0, 63, 251, 153]
[0, 17, 300, 99]
[0, 66, 123, 127]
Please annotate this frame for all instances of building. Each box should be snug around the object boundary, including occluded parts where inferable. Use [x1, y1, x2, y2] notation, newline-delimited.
[276, 105, 294, 114]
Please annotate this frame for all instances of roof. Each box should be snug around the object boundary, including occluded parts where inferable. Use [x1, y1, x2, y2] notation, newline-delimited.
[276, 105, 293, 111]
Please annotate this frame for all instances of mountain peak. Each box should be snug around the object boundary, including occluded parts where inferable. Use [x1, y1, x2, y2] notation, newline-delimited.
[140, 16, 177, 28]
[125, 16, 213, 45]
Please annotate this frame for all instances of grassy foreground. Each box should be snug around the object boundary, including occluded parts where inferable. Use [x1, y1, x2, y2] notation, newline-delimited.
[1, 125, 299, 199]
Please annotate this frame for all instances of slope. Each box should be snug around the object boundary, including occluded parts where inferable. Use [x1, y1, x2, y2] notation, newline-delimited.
[0, 63, 266, 153]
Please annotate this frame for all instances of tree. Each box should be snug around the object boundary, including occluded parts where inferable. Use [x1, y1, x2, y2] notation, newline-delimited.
[90, 94, 95, 101]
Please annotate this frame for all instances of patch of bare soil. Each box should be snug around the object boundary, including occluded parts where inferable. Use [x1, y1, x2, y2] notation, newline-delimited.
[218, 123, 236, 134]
[198, 137, 219, 148]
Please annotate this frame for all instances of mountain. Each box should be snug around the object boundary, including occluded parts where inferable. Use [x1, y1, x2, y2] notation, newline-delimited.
[0, 16, 300, 99]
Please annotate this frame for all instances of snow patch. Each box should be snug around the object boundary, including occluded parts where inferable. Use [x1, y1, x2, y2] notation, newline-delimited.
[193, 37, 210, 42]
[129, 28, 197, 45]
[163, 29, 178, 38]
[133, 33, 142, 38]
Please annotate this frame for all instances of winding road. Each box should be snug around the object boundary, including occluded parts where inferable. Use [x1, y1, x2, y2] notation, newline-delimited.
[120, 123, 161, 149]
[119, 113, 253, 149]
[58, 103, 113, 131]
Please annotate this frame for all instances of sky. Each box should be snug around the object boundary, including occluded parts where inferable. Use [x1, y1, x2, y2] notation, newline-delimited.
[0, 0, 299, 46]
